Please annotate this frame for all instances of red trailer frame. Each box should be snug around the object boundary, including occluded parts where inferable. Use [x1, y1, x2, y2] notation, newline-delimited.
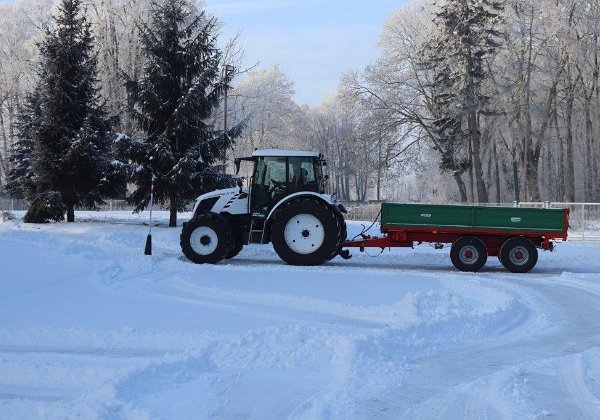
[341, 208, 570, 257]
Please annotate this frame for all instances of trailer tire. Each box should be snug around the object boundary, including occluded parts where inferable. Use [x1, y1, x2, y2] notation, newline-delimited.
[499, 237, 538, 273]
[450, 236, 488, 272]
[271, 198, 342, 266]
[180, 213, 233, 264]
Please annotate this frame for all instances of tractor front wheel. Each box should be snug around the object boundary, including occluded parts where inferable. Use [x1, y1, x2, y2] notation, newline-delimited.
[271, 198, 342, 266]
[180, 213, 233, 264]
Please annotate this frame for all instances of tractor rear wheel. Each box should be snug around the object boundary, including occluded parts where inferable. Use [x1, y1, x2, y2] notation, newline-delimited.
[499, 237, 538, 273]
[271, 198, 342, 266]
[450, 236, 488, 272]
[180, 213, 233, 264]
[328, 213, 347, 261]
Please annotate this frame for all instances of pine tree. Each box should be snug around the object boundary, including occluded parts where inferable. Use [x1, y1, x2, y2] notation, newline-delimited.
[18, 0, 123, 223]
[5, 92, 41, 200]
[118, 0, 241, 227]
[424, 0, 505, 203]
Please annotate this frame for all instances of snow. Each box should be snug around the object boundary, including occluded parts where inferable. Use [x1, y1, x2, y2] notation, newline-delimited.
[1, 211, 600, 419]
[251, 149, 320, 158]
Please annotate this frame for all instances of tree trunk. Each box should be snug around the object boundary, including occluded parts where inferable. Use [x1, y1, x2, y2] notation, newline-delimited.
[67, 203, 75, 223]
[169, 193, 177, 227]
[526, 143, 542, 202]
[565, 86, 576, 202]
[470, 126, 488, 202]
[493, 140, 501, 203]
[468, 135, 475, 203]
[453, 172, 468, 203]
[0, 103, 8, 189]
[512, 145, 520, 203]
[546, 144, 553, 201]
[584, 102, 594, 201]
[377, 139, 382, 202]
[521, 2, 535, 202]
[344, 168, 350, 201]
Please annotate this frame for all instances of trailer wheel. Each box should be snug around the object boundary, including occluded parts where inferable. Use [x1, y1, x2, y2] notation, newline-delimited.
[499, 237, 538, 273]
[180, 213, 233, 264]
[450, 236, 488, 272]
[271, 198, 342, 266]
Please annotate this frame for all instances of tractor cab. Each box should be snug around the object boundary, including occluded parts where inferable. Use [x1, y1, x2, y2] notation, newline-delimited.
[235, 149, 327, 220]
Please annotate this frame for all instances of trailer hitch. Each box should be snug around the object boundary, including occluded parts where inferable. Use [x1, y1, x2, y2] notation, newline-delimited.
[339, 249, 352, 260]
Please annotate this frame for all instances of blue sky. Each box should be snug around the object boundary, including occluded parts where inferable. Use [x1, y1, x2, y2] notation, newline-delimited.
[204, 0, 404, 106]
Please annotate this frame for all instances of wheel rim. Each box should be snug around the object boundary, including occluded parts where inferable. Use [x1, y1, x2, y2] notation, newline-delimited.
[190, 226, 218, 255]
[509, 245, 529, 266]
[284, 214, 325, 255]
[459, 245, 479, 265]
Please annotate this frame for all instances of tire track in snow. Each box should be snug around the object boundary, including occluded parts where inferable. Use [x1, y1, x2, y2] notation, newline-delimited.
[369, 274, 600, 419]
[559, 353, 600, 419]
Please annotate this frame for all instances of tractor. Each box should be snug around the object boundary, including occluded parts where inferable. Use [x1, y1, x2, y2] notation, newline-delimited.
[180, 149, 348, 265]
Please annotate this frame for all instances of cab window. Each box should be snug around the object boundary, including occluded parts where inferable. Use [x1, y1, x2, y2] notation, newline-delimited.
[288, 157, 317, 192]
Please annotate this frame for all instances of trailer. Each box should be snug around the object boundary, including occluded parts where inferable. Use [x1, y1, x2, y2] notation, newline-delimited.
[341, 203, 570, 273]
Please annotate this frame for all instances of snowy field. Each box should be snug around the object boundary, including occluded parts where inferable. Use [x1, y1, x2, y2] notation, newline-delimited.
[1, 211, 600, 419]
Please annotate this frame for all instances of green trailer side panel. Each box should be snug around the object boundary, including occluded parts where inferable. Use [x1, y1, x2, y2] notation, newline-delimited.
[473, 206, 565, 232]
[381, 203, 566, 233]
[381, 204, 474, 229]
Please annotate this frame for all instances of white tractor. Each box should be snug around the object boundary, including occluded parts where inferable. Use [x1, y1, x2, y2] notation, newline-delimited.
[180, 149, 348, 265]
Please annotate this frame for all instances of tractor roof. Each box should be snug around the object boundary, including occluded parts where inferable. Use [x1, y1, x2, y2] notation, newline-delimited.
[251, 149, 320, 158]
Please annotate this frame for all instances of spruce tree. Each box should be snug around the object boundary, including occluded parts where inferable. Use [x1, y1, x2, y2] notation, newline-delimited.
[19, 0, 122, 223]
[118, 0, 241, 227]
[5, 92, 41, 200]
[424, 0, 505, 203]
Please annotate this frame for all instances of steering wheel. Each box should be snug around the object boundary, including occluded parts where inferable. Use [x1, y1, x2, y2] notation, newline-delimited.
[269, 179, 286, 193]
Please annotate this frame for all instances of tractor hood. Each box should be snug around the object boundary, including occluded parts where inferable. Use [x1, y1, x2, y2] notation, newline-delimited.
[196, 187, 241, 202]
[192, 187, 250, 216]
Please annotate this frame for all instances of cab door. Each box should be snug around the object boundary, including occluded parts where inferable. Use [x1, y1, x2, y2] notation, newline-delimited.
[249, 156, 288, 219]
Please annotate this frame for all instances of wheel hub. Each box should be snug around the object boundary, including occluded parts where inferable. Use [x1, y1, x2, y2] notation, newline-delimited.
[190, 226, 219, 255]
[284, 214, 325, 255]
[509, 246, 529, 265]
[459, 245, 479, 265]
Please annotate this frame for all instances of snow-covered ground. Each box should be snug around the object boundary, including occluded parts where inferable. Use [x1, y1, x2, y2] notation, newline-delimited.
[1, 211, 600, 419]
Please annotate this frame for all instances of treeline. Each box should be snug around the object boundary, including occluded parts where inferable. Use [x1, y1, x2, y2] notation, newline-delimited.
[228, 0, 600, 203]
[344, 0, 600, 203]
[1, 0, 599, 206]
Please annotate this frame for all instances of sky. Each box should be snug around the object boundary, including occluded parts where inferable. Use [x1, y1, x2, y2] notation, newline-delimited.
[204, 0, 405, 106]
